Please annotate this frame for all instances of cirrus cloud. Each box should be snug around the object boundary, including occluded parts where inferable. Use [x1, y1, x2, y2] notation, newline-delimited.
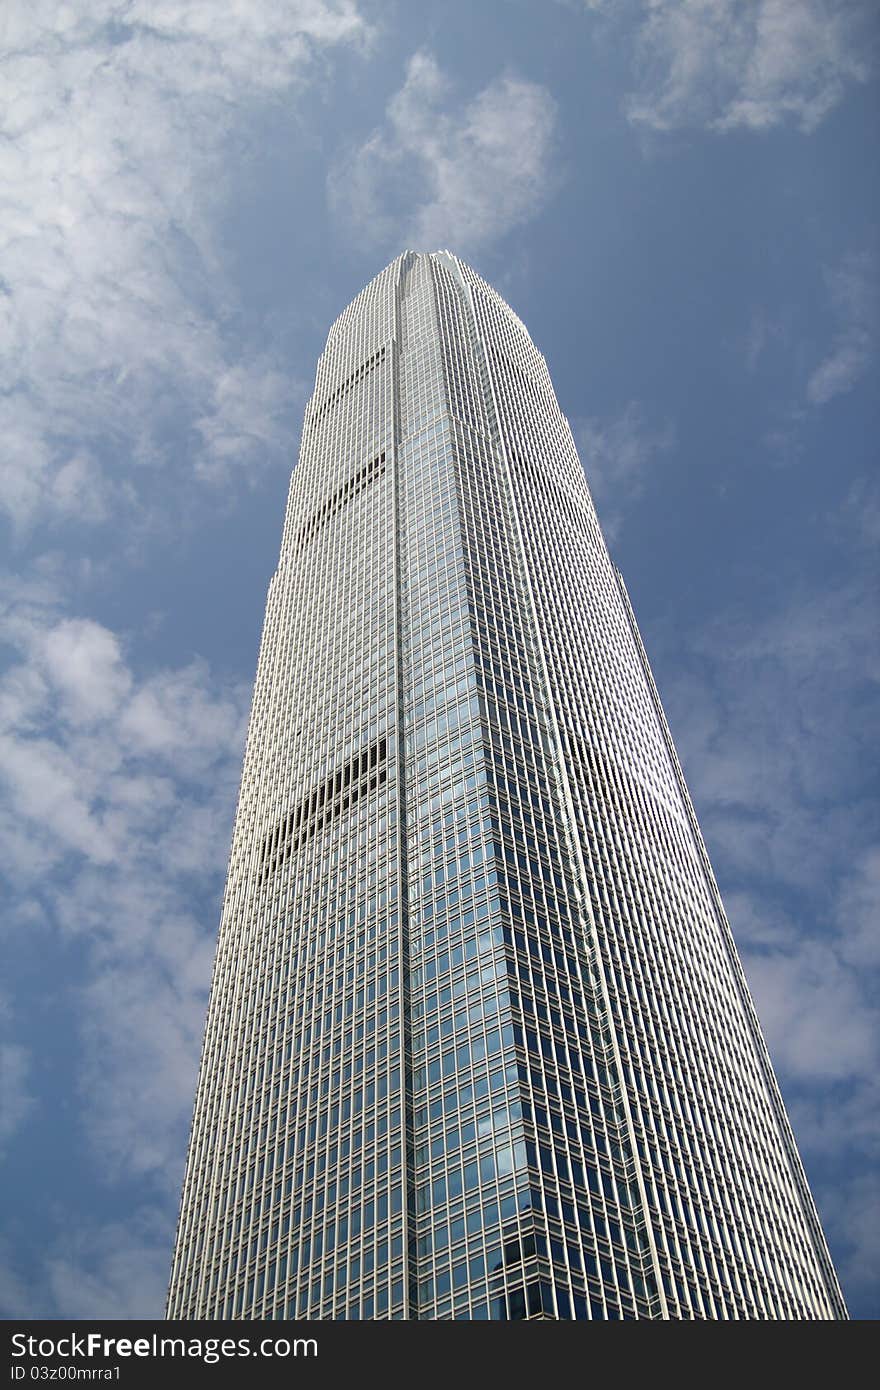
[328, 51, 559, 254]
[0, 1, 369, 530]
[580, 0, 873, 134]
[656, 556, 879, 1311]
[807, 251, 876, 406]
[0, 574, 249, 1186]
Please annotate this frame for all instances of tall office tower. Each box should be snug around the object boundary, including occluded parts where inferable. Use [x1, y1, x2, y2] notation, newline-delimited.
[167, 252, 845, 1321]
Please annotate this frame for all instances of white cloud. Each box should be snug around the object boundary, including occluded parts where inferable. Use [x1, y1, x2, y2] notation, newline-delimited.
[0, 581, 249, 1182]
[660, 572, 878, 990]
[43, 619, 133, 727]
[835, 845, 880, 970]
[0, 1208, 174, 1320]
[835, 475, 880, 555]
[195, 358, 295, 482]
[575, 402, 675, 543]
[790, 1082, 880, 1171]
[0, 1, 368, 529]
[725, 890, 797, 952]
[0, 1241, 34, 1320]
[0, 1044, 34, 1149]
[665, 580, 878, 889]
[807, 251, 876, 405]
[744, 307, 791, 375]
[742, 940, 878, 1084]
[746, 251, 874, 465]
[119, 662, 245, 774]
[72, 897, 218, 1181]
[657, 566, 879, 1305]
[613, 0, 871, 134]
[45, 1210, 174, 1320]
[815, 1172, 880, 1306]
[328, 51, 558, 253]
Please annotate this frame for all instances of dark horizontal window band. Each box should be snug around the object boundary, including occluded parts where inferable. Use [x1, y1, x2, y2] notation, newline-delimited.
[295, 452, 386, 554]
[311, 346, 386, 423]
[259, 737, 389, 884]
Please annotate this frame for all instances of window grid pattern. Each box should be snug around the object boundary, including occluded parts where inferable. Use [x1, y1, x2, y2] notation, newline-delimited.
[167, 252, 846, 1321]
[451, 253, 844, 1319]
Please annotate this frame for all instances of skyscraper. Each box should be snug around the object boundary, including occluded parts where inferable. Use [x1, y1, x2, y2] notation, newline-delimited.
[167, 251, 846, 1320]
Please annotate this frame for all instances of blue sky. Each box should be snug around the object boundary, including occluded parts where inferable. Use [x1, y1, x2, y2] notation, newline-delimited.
[0, 0, 876, 1319]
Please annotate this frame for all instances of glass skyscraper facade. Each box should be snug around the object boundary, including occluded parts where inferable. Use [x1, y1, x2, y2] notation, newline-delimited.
[167, 251, 845, 1321]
